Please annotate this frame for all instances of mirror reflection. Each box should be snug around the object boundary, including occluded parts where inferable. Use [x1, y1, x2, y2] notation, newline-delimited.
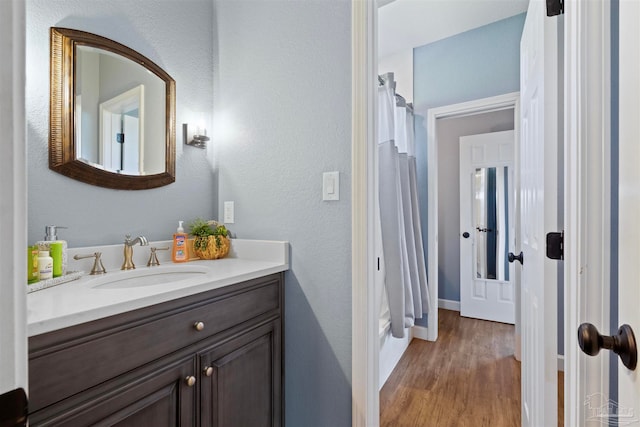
[75, 46, 166, 175]
[473, 166, 510, 281]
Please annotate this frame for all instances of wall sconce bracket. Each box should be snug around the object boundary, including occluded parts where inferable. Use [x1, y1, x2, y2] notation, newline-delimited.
[183, 123, 209, 149]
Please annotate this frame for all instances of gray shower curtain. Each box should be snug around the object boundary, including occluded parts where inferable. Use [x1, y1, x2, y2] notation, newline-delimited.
[377, 73, 429, 339]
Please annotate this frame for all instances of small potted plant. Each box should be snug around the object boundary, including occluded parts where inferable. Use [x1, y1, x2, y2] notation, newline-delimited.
[188, 218, 230, 260]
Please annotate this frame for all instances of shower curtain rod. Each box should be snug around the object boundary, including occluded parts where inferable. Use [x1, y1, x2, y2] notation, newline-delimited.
[379, 74, 413, 112]
[394, 93, 413, 112]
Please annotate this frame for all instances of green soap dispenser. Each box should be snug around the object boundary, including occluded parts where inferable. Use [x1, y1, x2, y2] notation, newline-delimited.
[36, 225, 68, 277]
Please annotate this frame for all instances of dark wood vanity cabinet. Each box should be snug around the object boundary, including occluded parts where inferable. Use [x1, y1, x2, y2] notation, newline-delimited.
[199, 321, 281, 427]
[28, 273, 283, 427]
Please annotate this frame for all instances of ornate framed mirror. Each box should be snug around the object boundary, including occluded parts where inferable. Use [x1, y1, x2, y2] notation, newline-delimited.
[49, 27, 176, 190]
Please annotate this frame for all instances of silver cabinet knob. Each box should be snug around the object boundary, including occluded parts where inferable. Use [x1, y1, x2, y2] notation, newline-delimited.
[194, 321, 205, 331]
[203, 366, 213, 377]
[185, 376, 196, 387]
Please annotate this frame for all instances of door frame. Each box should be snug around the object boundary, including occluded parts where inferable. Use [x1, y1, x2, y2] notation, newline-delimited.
[426, 93, 521, 345]
[351, 4, 524, 425]
[0, 0, 28, 395]
[563, 0, 611, 425]
[351, 0, 379, 425]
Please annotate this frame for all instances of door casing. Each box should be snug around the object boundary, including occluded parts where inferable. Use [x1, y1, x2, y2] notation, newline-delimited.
[0, 0, 28, 395]
[426, 93, 521, 343]
[618, 0, 640, 417]
[563, 1, 612, 425]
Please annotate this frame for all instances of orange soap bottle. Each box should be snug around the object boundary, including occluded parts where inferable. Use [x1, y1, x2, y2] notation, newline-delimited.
[172, 221, 189, 262]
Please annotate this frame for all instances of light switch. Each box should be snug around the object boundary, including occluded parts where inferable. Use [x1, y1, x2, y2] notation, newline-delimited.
[323, 171, 340, 201]
[327, 176, 335, 194]
[224, 201, 235, 223]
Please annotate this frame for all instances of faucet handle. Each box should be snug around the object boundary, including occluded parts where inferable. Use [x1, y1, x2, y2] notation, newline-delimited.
[73, 252, 107, 275]
[147, 247, 169, 267]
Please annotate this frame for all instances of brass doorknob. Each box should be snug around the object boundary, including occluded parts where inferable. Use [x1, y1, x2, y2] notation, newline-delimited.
[578, 323, 637, 370]
[194, 321, 205, 331]
[185, 376, 196, 387]
[203, 366, 213, 377]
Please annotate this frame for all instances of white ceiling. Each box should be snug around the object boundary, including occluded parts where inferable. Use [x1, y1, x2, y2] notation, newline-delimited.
[378, 0, 529, 58]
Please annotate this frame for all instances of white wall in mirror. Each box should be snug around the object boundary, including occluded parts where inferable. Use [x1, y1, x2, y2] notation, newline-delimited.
[26, 0, 216, 247]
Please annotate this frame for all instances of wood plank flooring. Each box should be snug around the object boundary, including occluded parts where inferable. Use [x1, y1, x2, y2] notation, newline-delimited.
[380, 309, 564, 427]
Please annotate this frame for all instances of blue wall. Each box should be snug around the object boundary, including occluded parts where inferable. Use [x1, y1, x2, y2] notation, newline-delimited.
[213, 1, 352, 426]
[413, 13, 526, 302]
[27, 0, 217, 247]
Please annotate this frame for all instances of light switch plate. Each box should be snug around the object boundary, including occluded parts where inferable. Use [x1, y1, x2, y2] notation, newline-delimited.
[322, 171, 340, 201]
[223, 201, 235, 223]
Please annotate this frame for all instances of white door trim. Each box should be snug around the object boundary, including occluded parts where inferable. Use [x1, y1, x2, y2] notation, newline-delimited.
[0, 0, 28, 394]
[564, 0, 611, 425]
[425, 92, 520, 344]
[618, 0, 640, 415]
[351, 0, 379, 426]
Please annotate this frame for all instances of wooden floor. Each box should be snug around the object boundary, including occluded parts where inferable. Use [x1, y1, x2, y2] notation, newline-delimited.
[380, 309, 564, 427]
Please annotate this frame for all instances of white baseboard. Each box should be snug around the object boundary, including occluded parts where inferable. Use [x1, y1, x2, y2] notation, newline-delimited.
[411, 325, 430, 341]
[411, 300, 459, 342]
[438, 299, 461, 311]
[557, 354, 564, 372]
[379, 325, 413, 389]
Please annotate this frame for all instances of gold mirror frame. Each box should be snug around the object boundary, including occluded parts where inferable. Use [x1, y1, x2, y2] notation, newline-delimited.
[49, 27, 176, 190]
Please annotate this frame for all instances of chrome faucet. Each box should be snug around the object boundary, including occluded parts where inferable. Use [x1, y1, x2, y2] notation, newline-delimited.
[121, 234, 149, 270]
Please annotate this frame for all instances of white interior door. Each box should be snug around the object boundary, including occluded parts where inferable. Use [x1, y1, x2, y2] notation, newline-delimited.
[459, 130, 515, 324]
[520, 0, 558, 425]
[617, 0, 640, 419]
[110, 113, 122, 170]
[123, 114, 140, 174]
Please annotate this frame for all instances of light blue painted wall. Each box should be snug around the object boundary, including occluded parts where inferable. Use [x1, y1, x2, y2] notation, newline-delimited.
[413, 13, 526, 302]
[213, 1, 352, 426]
[26, 0, 216, 247]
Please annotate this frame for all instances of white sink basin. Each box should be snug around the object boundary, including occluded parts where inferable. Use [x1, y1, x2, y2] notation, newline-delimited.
[87, 265, 211, 290]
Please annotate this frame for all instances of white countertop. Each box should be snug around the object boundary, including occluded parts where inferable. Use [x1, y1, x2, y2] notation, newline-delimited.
[27, 239, 289, 337]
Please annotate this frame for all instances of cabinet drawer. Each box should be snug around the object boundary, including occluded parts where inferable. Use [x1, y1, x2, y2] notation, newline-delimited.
[29, 275, 281, 412]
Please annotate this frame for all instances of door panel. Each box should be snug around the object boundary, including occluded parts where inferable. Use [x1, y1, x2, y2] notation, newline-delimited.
[520, 0, 559, 425]
[460, 130, 515, 324]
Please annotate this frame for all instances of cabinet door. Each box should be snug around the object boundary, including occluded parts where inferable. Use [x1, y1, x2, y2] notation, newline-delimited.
[29, 354, 197, 427]
[200, 321, 281, 427]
